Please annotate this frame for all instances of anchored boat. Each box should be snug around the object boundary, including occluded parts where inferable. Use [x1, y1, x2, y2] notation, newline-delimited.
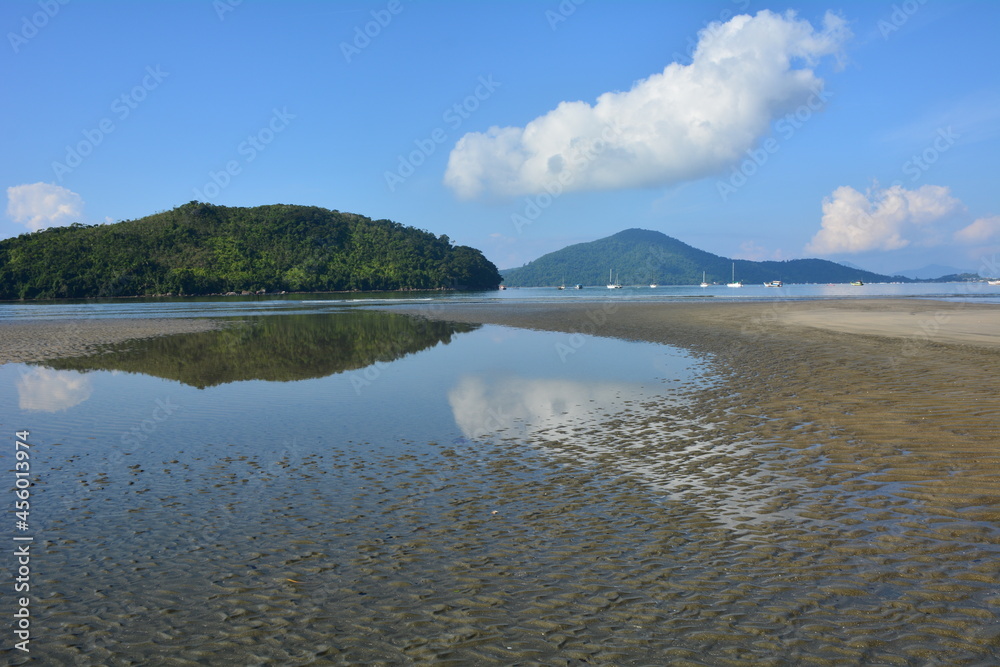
[726, 263, 742, 288]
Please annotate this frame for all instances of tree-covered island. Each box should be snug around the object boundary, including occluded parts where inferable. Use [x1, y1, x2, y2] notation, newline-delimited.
[0, 202, 502, 299]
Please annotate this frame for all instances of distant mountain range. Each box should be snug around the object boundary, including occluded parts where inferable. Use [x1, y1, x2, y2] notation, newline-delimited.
[892, 264, 975, 280]
[500, 229, 912, 286]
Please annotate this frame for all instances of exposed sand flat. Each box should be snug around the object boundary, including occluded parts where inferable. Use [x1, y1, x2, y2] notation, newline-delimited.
[775, 298, 1000, 348]
[0, 317, 223, 364]
[386, 297, 1000, 348]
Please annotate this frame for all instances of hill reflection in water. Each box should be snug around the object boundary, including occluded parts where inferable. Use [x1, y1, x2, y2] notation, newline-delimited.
[40, 311, 479, 388]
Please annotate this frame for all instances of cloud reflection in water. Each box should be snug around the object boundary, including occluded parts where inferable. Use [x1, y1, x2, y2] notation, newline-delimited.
[17, 367, 93, 412]
[449, 374, 661, 441]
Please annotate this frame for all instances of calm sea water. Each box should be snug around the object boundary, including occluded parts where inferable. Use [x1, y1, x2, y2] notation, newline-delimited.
[0, 280, 998, 322]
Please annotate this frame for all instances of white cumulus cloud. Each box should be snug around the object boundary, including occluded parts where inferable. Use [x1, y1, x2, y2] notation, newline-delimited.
[955, 215, 1000, 243]
[806, 184, 963, 255]
[444, 9, 849, 200]
[6, 182, 85, 232]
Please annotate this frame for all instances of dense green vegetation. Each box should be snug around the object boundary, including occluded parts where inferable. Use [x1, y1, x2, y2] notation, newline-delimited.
[44, 312, 478, 388]
[0, 202, 501, 299]
[500, 229, 911, 286]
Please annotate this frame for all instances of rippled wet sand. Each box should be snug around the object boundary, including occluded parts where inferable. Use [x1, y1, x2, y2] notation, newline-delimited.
[28, 409, 1000, 665]
[11, 301, 1000, 665]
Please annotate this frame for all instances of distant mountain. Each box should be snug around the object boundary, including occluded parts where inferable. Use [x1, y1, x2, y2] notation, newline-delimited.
[892, 264, 974, 280]
[500, 229, 909, 286]
[0, 202, 501, 299]
[923, 273, 982, 283]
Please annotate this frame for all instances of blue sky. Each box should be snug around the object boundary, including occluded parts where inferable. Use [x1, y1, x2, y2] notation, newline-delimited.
[3, 0, 999, 276]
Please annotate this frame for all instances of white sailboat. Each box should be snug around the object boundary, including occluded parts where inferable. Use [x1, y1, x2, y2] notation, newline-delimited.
[726, 263, 742, 287]
[607, 270, 622, 289]
[700, 271, 709, 287]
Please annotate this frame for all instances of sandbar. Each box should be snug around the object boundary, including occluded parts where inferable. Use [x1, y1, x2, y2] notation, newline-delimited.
[0, 317, 223, 365]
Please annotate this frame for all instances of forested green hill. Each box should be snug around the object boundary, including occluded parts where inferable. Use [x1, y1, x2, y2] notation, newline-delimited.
[0, 201, 501, 299]
[501, 229, 908, 286]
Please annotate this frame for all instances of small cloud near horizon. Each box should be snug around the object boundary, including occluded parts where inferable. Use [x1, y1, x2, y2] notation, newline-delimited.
[955, 215, 1000, 243]
[6, 182, 85, 232]
[444, 9, 849, 200]
[806, 183, 963, 255]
